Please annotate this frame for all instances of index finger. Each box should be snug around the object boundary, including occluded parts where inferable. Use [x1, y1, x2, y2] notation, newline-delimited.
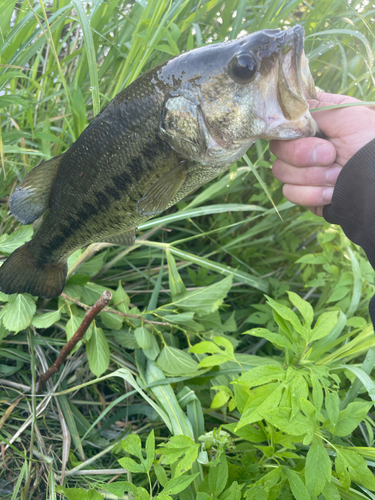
[269, 137, 336, 168]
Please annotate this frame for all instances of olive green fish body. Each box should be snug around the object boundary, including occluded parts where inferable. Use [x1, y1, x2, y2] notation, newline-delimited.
[0, 25, 319, 298]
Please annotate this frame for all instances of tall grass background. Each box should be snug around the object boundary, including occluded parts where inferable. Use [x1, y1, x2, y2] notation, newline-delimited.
[1, 0, 375, 499]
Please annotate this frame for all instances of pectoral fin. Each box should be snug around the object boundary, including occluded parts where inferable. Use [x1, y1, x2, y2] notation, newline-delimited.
[10, 155, 63, 225]
[136, 161, 186, 216]
[102, 228, 136, 247]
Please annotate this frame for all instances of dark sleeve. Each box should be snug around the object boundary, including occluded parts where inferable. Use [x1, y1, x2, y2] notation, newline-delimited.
[323, 138, 375, 322]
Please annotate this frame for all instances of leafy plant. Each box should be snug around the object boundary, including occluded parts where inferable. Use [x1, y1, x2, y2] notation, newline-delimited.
[1, 0, 375, 499]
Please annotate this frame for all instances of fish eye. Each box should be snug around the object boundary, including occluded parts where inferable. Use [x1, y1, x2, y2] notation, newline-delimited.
[229, 53, 258, 84]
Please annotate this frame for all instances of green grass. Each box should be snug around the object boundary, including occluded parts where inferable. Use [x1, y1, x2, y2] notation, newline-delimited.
[1, 0, 375, 499]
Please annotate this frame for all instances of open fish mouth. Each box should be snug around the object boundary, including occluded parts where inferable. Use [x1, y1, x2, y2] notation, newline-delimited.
[277, 25, 317, 121]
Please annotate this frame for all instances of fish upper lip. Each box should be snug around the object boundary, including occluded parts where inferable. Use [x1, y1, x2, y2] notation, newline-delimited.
[276, 25, 310, 121]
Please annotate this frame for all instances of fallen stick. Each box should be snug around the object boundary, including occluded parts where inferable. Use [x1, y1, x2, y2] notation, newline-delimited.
[36, 290, 112, 393]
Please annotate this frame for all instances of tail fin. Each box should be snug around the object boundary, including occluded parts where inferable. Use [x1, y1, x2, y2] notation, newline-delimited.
[0, 244, 67, 298]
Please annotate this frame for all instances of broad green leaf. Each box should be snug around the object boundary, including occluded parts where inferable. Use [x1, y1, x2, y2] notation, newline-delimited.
[283, 468, 310, 500]
[325, 390, 340, 426]
[208, 454, 228, 496]
[86, 326, 110, 377]
[143, 335, 160, 360]
[211, 391, 231, 409]
[245, 467, 282, 499]
[189, 341, 224, 355]
[266, 295, 306, 337]
[158, 435, 199, 477]
[334, 401, 373, 437]
[157, 346, 199, 376]
[287, 291, 314, 329]
[113, 282, 130, 313]
[113, 328, 139, 349]
[154, 464, 169, 487]
[172, 275, 232, 317]
[336, 448, 375, 490]
[56, 487, 103, 500]
[236, 383, 284, 429]
[0, 226, 33, 254]
[118, 456, 146, 474]
[145, 430, 155, 472]
[220, 481, 243, 500]
[101, 481, 137, 497]
[100, 311, 123, 330]
[163, 473, 199, 495]
[2, 293, 36, 333]
[244, 328, 291, 350]
[259, 407, 314, 441]
[134, 326, 153, 349]
[309, 311, 338, 342]
[305, 438, 331, 497]
[321, 482, 340, 500]
[32, 310, 61, 329]
[234, 364, 286, 388]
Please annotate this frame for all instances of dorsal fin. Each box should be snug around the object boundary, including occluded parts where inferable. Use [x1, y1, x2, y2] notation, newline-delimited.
[10, 155, 63, 225]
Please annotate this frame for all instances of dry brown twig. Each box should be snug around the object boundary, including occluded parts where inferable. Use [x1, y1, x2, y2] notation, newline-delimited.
[61, 292, 170, 326]
[36, 290, 112, 393]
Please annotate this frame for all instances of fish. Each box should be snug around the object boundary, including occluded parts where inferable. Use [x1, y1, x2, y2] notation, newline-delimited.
[0, 25, 318, 299]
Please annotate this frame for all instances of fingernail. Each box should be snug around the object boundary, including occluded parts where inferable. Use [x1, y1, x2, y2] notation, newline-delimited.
[312, 144, 334, 165]
[326, 166, 342, 185]
[322, 187, 334, 203]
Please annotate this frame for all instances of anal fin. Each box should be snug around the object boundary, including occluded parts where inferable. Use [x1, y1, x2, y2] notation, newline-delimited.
[102, 228, 136, 247]
[136, 161, 186, 216]
[10, 154, 64, 225]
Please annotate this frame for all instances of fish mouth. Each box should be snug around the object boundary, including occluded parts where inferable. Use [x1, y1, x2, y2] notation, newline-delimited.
[277, 25, 317, 121]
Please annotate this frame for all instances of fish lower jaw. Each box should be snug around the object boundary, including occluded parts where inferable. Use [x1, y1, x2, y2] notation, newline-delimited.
[261, 113, 317, 140]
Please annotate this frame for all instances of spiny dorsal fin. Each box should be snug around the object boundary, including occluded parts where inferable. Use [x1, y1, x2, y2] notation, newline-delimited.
[102, 228, 136, 247]
[136, 161, 186, 216]
[10, 154, 63, 225]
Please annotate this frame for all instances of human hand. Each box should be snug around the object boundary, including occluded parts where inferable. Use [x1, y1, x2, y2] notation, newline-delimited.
[270, 92, 375, 216]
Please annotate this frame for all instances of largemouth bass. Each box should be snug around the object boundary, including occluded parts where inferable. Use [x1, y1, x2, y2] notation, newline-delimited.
[0, 25, 318, 298]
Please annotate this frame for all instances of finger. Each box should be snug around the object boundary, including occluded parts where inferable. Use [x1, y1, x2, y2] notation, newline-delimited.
[272, 161, 342, 186]
[306, 206, 323, 217]
[269, 137, 336, 167]
[282, 184, 334, 207]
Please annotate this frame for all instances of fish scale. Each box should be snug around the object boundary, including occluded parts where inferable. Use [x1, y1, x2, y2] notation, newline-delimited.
[0, 25, 318, 298]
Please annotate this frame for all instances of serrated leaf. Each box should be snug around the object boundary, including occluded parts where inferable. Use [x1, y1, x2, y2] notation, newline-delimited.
[164, 473, 199, 495]
[56, 487, 103, 500]
[158, 435, 199, 476]
[334, 401, 373, 436]
[157, 346, 199, 376]
[118, 456, 146, 473]
[283, 468, 310, 500]
[100, 311, 123, 330]
[234, 364, 286, 388]
[305, 438, 331, 497]
[208, 454, 228, 496]
[145, 429, 155, 472]
[309, 311, 338, 342]
[143, 335, 160, 360]
[244, 328, 291, 350]
[172, 275, 232, 316]
[266, 295, 306, 337]
[101, 481, 137, 497]
[134, 326, 153, 349]
[2, 293, 36, 333]
[325, 390, 340, 426]
[86, 326, 110, 377]
[113, 281, 130, 313]
[32, 310, 61, 329]
[336, 448, 375, 491]
[287, 291, 314, 330]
